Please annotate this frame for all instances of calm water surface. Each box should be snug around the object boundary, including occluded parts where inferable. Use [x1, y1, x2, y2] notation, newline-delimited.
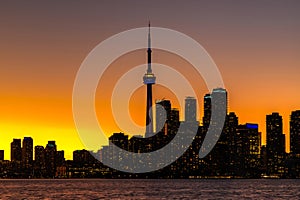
[0, 179, 299, 199]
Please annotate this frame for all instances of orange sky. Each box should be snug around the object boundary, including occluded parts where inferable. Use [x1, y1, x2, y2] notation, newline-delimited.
[0, 1, 299, 160]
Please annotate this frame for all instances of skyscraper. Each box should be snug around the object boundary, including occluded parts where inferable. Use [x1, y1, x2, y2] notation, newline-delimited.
[108, 133, 129, 169]
[22, 137, 33, 168]
[11, 139, 21, 162]
[169, 108, 180, 135]
[44, 141, 57, 177]
[155, 99, 179, 136]
[245, 123, 261, 156]
[225, 112, 238, 152]
[211, 88, 228, 115]
[185, 97, 197, 122]
[34, 145, 45, 177]
[203, 88, 227, 129]
[236, 123, 261, 177]
[202, 93, 211, 128]
[156, 99, 171, 134]
[266, 112, 286, 176]
[290, 110, 300, 155]
[143, 22, 156, 138]
[34, 146, 45, 167]
[219, 112, 238, 176]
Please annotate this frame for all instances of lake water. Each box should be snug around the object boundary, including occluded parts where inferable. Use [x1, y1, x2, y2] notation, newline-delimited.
[0, 179, 299, 199]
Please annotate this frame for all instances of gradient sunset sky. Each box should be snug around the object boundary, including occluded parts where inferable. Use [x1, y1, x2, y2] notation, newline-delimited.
[0, 1, 300, 160]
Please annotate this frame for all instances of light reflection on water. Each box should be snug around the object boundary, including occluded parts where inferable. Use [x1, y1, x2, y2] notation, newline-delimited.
[0, 179, 299, 199]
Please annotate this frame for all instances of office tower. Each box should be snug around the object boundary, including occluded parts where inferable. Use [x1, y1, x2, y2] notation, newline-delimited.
[220, 112, 238, 176]
[143, 22, 156, 137]
[203, 88, 227, 129]
[156, 99, 171, 134]
[224, 112, 238, 143]
[211, 87, 228, 115]
[202, 93, 211, 128]
[44, 141, 57, 177]
[199, 90, 227, 176]
[260, 145, 268, 175]
[185, 97, 197, 122]
[34, 145, 45, 168]
[290, 110, 300, 155]
[266, 112, 286, 176]
[226, 112, 239, 148]
[34, 145, 45, 177]
[11, 139, 21, 162]
[56, 150, 65, 166]
[169, 108, 180, 135]
[245, 123, 261, 156]
[22, 137, 33, 168]
[108, 133, 130, 169]
[236, 123, 261, 177]
[0, 150, 4, 161]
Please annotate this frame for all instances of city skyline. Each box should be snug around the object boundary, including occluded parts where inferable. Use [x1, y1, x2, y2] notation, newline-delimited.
[1, 93, 299, 161]
[1, 1, 300, 160]
[1, 94, 300, 178]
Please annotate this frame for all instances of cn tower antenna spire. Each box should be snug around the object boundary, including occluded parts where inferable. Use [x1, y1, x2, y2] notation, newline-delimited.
[148, 21, 151, 50]
[147, 21, 152, 73]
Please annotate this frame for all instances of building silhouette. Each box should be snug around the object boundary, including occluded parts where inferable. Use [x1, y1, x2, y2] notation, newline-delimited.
[290, 110, 300, 155]
[245, 123, 261, 159]
[266, 112, 286, 176]
[143, 22, 156, 138]
[109, 132, 129, 150]
[210, 111, 238, 176]
[73, 149, 94, 164]
[185, 97, 197, 122]
[169, 109, 180, 135]
[212, 88, 228, 114]
[34, 145, 45, 177]
[22, 137, 33, 169]
[260, 145, 268, 175]
[56, 150, 65, 166]
[10, 139, 21, 162]
[287, 110, 300, 178]
[44, 141, 57, 177]
[225, 112, 239, 176]
[235, 123, 261, 177]
[155, 99, 171, 134]
[0, 150, 4, 161]
[202, 93, 211, 128]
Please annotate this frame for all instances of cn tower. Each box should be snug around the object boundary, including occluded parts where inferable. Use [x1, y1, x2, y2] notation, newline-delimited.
[143, 22, 156, 137]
